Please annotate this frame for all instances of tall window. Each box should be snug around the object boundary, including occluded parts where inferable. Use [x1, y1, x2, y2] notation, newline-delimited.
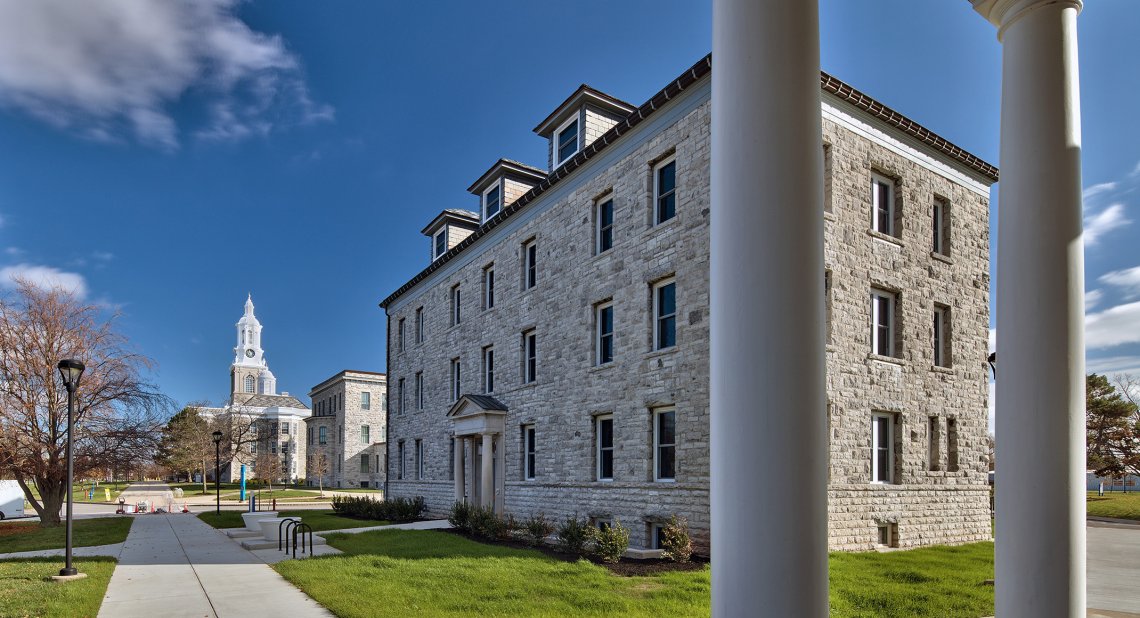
[933, 305, 950, 368]
[654, 279, 677, 350]
[928, 416, 941, 472]
[361, 425, 370, 444]
[483, 183, 501, 220]
[360, 454, 370, 473]
[397, 378, 406, 415]
[434, 229, 447, 260]
[450, 358, 461, 401]
[318, 426, 327, 445]
[482, 346, 495, 393]
[596, 415, 614, 481]
[523, 330, 537, 383]
[870, 289, 897, 357]
[397, 441, 405, 480]
[947, 418, 960, 472]
[523, 240, 537, 289]
[596, 198, 614, 253]
[483, 265, 495, 310]
[596, 302, 614, 365]
[871, 173, 896, 236]
[361, 391, 371, 410]
[825, 270, 833, 343]
[244, 374, 255, 393]
[933, 197, 949, 255]
[415, 372, 424, 410]
[415, 439, 424, 480]
[450, 284, 461, 327]
[654, 408, 676, 481]
[415, 307, 424, 344]
[871, 412, 895, 483]
[654, 158, 677, 224]
[523, 425, 536, 480]
[397, 318, 405, 353]
[555, 116, 579, 167]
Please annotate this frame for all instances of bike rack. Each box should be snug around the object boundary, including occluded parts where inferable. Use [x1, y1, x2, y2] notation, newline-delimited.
[278, 518, 300, 551]
[291, 523, 313, 559]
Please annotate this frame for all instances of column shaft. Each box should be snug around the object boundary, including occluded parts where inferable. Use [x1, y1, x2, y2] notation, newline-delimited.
[454, 435, 466, 503]
[710, 0, 828, 615]
[481, 433, 494, 510]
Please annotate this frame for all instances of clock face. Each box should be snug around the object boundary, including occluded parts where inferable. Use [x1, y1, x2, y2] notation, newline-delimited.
[245, 349, 255, 358]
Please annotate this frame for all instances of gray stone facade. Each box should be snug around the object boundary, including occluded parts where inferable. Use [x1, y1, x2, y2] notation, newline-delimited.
[304, 370, 387, 489]
[382, 58, 994, 554]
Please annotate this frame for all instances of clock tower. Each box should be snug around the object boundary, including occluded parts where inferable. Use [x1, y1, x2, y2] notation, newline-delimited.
[230, 294, 277, 398]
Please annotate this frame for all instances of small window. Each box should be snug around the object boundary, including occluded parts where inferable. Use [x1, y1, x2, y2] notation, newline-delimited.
[415, 439, 425, 480]
[933, 305, 951, 368]
[318, 426, 327, 445]
[450, 284, 461, 327]
[397, 378, 406, 415]
[450, 358, 461, 401]
[523, 240, 537, 289]
[483, 182, 502, 220]
[483, 265, 495, 310]
[871, 173, 896, 237]
[415, 371, 424, 410]
[596, 198, 614, 254]
[361, 391, 371, 410]
[397, 441, 405, 480]
[877, 522, 898, 548]
[870, 289, 897, 357]
[523, 425, 536, 480]
[244, 375, 255, 393]
[555, 116, 579, 167]
[596, 415, 614, 481]
[947, 418, 960, 472]
[434, 229, 447, 260]
[651, 524, 666, 550]
[933, 197, 949, 256]
[415, 307, 424, 344]
[928, 416, 941, 472]
[397, 318, 405, 353]
[596, 302, 614, 365]
[654, 279, 677, 350]
[523, 330, 537, 384]
[361, 425, 370, 444]
[654, 158, 677, 224]
[281, 423, 289, 435]
[871, 412, 895, 484]
[482, 346, 495, 393]
[654, 408, 676, 481]
[360, 454, 370, 473]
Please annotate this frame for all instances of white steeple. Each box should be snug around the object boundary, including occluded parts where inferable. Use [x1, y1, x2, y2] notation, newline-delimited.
[231, 294, 275, 395]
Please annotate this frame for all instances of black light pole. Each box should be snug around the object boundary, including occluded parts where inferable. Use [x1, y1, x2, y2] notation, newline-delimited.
[212, 431, 223, 516]
[57, 359, 85, 579]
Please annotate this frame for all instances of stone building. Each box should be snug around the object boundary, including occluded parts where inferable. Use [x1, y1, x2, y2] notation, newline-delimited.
[380, 54, 996, 554]
[304, 370, 388, 489]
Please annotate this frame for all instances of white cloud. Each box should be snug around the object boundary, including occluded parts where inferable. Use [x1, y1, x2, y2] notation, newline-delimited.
[0, 0, 332, 149]
[988, 328, 996, 352]
[1099, 265, 1140, 300]
[4, 247, 23, 257]
[988, 382, 995, 435]
[1132, 161, 1140, 177]
[1087, 354, 1140, 378]
[1084, 203, 1130, 246]
[1085, 288, 1104, 311]
[1085, 301, 1140, 350]
[92, 251, 114, 262]
[0, 263, 87, 298]
[1083, 182, 1117, 200]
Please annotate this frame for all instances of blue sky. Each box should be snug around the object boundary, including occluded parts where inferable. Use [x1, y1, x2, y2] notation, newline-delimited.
[0, 1, 1136, 425]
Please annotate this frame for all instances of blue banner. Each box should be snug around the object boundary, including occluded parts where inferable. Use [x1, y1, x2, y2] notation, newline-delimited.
[240, 464, 247, 501]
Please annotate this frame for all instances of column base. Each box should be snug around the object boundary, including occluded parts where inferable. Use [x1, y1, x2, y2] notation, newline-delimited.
[51, 572, 87, 582]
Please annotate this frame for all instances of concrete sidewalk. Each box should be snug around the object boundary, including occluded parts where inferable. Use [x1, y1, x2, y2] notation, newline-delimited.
[98, 483, 332, 618]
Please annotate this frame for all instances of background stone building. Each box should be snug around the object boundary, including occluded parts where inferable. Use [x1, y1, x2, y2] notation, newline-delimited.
[304, 370, 387, 489]
[380, 54, 995, 554]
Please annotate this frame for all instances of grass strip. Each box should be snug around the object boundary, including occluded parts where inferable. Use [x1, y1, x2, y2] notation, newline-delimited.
[0, 517, 133, 553]
[0, 557, 116, 618]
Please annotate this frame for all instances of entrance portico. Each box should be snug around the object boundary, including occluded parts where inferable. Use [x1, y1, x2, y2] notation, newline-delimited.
[447, 395, 507, 513]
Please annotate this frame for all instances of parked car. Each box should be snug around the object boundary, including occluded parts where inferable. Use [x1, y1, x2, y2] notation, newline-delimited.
[0, 480, 26, 519]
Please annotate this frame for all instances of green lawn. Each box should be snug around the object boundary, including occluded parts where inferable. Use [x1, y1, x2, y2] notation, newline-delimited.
[1087, 491, 1140, 520]
[22, 481, 130, 504]
[222, 488, 322, 501]
[274, 529, 995, 618]
[0, 557, 116, 618]
[197, 511, 246, 529]
[0, 517, 133, 553]
[196, 509, 389, 532]
[328, 488, 384, 496]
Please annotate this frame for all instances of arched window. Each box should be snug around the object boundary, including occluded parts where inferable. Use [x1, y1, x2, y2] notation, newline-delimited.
[244, 375, 255, 393]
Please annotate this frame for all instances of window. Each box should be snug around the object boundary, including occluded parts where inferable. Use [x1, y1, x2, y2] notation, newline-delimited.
[523, 425, 536, 480]
[933, 305, 951, 368]
[654, 408, 676, 481]
[339, 426, 344, 444]
[928, 416, 941, 472]
[415, 372, 424, 410]
[947, 418, 960, 472]
[871, 412, 895, 483]
[651, 524, 666, 550]
[871, 172, 896, 236]
[361, 391, 371, 410]
[360, 454, 370, 473]
[555, 115, 579, 167]
[434, 229, 447, 260]
[654, 279, 677, 350]
[523, 240, 537, 289]
[825, 270, 833, 344]
[244, 375, 255, 393]
[450, 284, 462, 327]
[933, 197, 949, 256]
[482, 346, 494, 393]
[596, 302, 614, 365]
[361, 425, 370, 444]
[318, 426, 327, 445]
[523, 330, 537, 383]
[415, 439, 424, 480]
[877, 522, 898, 548]
[654, 158, 677, 224]
[823, 143, 833, 213]
[596, 198, 614, 254]
[483, 182, 501, 220]
[397, 318, 405, 353]
[870, 289, 897, 357]
[397, 441, 405, 480]
[397, 378, 406, 415]
[250, 443, 257, 454]
[483, 265, 495, 310]
[450, 358, 461, 401]
[281, 423, 289, 435]
[596, 415, 614, 481]
[308, 427, 313, 445]
[415, 307, 424, 344]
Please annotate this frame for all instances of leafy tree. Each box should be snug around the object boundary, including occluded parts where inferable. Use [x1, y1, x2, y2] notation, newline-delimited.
[1087, 373, 1138, 478]
[155, 405, 216, 495]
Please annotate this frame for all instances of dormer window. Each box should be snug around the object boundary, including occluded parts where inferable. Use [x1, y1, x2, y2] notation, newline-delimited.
[434, 229, 447, 260]
[555, 116, 579, 167]
[483, 183, 501, 220]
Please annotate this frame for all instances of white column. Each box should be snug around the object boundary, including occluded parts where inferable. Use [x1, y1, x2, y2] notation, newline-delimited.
[466, 437, 476, 502]
[481, 433, 494, 509]
[454, 435, 466, 503]
[973, 1, 1086, 616]
[711, 1, 828, 616]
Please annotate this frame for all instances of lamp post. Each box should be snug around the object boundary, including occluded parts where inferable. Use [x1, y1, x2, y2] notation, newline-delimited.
[212, 431, 223, 516]
[56, 359, 85, 579]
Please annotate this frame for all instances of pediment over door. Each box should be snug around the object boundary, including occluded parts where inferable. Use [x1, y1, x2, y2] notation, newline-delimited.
[447, 394, 508, 437]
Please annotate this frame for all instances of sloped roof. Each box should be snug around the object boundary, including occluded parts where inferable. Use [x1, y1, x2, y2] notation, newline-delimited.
[231, 393, 308, 410]
[447, 394, 508, 416]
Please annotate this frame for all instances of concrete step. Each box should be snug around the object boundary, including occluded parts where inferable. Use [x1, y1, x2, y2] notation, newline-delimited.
[224, 529, 262, 539]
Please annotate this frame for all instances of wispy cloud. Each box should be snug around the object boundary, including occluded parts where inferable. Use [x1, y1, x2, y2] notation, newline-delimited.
[1086, 288, 1104, 311]
[1083, 182, 1117, 200]
[1132, 160, 1140, 177]
[0, 0, 332, 150]
[1084, 203, 1130, 246]
[1086, 301, 1140, 350]
[4, 247, 23, 257]
[1100, 265, 1140, 300]
[0, 263, 87, 298]
[92, 251, 114, 262]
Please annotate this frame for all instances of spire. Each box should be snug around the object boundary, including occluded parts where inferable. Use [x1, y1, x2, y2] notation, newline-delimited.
[244, 293, 254, 316]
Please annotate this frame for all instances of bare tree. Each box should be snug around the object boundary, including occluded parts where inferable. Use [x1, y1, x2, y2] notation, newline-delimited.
[312, 452, 330, 496]
[155, 406, 216, 495]
[254, 451, 283, 492]
[0, 281, 171, 526]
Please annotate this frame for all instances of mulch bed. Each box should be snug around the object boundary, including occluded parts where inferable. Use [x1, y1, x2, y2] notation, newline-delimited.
[441, 528, 707, 576]
[0, 523, 37, 537]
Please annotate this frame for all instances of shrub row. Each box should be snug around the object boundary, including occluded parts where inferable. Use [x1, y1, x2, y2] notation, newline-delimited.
[330, 495, 425, 523]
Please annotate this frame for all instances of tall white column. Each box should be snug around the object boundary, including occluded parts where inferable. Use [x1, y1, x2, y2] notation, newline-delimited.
[973, 1, 1086, 616]
[711, 1, 828, 615]
[481, 433, 494, 509]
[454, 435, 466, 503]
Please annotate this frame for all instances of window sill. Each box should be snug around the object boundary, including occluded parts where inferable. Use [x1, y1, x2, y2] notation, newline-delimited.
[654, 478, 677, 484]
[930, 252, 953, 265]
[867, 353, 906, 367]
[588, 362, 615, 374]
[645, 346, 678, 361]
[866, 228, 904, 248]
[930, 365, 954, 375]
[646, 215, 681, 236]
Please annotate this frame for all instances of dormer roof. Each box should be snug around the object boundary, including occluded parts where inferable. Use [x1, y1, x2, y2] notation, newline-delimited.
[467, 159, 547, 195]
[420, 209, 479, 236]
[532, 84, 636, 137]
